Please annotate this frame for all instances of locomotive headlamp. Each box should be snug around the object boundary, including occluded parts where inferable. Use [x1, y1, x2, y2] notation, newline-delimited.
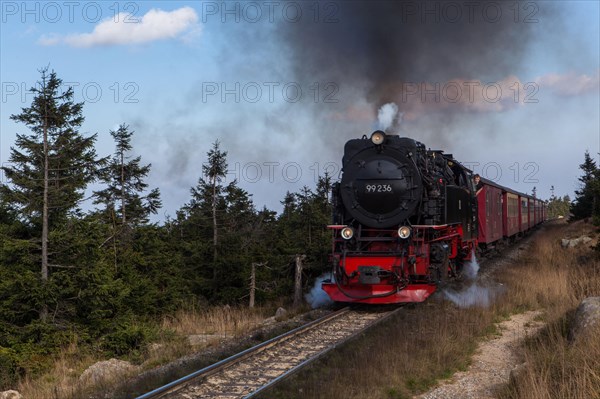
[341, 227, 354, 240]
[371, 131, 385, 145]
[398, 226, 411, 239]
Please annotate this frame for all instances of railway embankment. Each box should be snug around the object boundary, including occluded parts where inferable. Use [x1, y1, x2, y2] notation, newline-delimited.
[86, 307, 332, 398]
[5, 304, 332, 399]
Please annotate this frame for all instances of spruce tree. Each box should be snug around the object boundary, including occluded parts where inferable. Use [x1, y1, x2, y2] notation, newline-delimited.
[1, 68, 100, 321]
[204, 140, 228, 264]
[571, 151, 599, 220]
[276, 176, 333, 297]
[548, 193, 571, 219]
[178, 141, 229, 296]
[94, 124, 161, 228]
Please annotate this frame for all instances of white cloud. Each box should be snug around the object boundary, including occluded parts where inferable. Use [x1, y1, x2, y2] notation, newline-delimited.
[37, 34, 61, 46]
[38, 7, 200, 48]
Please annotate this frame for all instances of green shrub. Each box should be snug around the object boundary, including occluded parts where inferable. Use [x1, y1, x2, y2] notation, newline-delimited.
[101, 321, 158, 357]
[0, 346, 18, 388]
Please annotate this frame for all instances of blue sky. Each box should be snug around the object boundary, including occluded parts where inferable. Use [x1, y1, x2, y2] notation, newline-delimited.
[1, 1, 599, 220]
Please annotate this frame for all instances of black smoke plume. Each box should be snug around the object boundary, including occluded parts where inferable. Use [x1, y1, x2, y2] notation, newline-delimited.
[279, 0, 553, 110]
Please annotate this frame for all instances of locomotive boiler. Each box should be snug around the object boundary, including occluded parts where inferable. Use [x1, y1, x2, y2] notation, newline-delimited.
[322, 131, 478, 304]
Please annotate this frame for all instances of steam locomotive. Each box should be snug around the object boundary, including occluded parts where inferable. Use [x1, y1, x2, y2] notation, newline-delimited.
[322, 131, 545, 304]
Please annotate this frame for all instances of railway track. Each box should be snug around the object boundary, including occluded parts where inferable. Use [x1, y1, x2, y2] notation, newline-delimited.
[137, 306, 401, 399]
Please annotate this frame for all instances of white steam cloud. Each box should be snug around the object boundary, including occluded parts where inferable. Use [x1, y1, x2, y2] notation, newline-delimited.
[444, 284, 500, 308]
[462, 250, 480, 280]
[377, 102, 399, 131]
[443, 252, 501, 308]
[305, 274, 334, 308]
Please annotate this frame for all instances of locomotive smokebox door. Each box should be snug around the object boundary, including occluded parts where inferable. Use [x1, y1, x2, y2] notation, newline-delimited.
[358, 266, 382, 284]
[339, 136, 424, 228]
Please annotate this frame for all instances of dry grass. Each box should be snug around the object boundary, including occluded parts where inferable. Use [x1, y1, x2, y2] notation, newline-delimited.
[265, 302, 499, 399]
[14, 305, 273, 399]
[497, 220, 598, 316]
[265, 220, 600, 399]
[161, 304, 269, 336]
[14, 339, 97, 399]
[497, 220, 600, 399]
[499, 320, 600, 399]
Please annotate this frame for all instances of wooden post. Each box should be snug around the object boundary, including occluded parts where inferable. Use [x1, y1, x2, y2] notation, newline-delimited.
[249, 262, 267, 308]
[293, 255, 305, 308]
[249, 262, 256, 308]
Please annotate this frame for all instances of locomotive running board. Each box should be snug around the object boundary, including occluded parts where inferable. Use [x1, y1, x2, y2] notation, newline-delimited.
[321, 282, 436, 304]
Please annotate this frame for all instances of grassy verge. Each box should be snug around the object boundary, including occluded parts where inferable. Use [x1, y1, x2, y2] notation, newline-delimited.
[497, 220, 600, 399]
[12, 304, 279, 399]
[263, 220, 600, 399]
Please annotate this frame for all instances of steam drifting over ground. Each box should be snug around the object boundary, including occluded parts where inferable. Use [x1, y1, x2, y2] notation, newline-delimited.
[444, 253, 502, 308]
[444, 283, 502, 308]
[305, 274, 334, 308]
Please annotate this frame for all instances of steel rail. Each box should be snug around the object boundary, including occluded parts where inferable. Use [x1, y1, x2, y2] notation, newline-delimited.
[244, 306, 402, 398]
[136, 307, 351, 399]
[136, 306, 402, 399]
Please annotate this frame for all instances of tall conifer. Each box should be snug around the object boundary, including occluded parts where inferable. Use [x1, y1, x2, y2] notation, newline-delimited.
[1, 68, 99, 320]
[94, 124, 161, 228]
[571, 151, 599, 220]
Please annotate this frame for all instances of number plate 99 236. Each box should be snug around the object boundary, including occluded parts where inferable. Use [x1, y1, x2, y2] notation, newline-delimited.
[364, 184, 393, 193]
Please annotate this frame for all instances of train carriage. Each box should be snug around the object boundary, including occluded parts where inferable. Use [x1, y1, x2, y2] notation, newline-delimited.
[528, 198, 535, 230]
[520, 196, 529, 232]
[477, 182, 503, 245]
[542, 201, 547, 221]
[503, 190, 520, 238]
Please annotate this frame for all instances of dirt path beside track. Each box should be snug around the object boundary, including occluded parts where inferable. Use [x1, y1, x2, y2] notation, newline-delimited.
[415, 310, 544, 399]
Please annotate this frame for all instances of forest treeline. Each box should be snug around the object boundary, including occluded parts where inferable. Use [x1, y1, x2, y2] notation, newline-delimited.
[0, 69, 331, 387]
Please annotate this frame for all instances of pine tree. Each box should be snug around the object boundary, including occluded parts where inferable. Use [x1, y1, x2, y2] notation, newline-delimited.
[178, 141, 229, 295]
[276, 176, 333, 300]
[571, 151, 599, 220]
[94, 124, 161, 228]
[548, 192, 571, 219]
[216, 182, 260, 302]
[0, 68, 100, 321]
[203, 141, 228, 264]
[278, 191, 302, 251]
[0, 188, 15, 225]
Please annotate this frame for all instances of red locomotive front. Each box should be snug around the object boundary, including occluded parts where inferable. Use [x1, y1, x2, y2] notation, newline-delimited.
[322, 131, 477, 304]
